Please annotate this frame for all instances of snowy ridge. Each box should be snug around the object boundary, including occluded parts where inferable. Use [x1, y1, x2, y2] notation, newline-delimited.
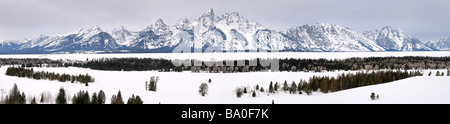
[111, 26, 135, 46]
[363, 26, 432, 51]
[1, 9, 445, 53]
[426, 37, 450, 51]
[286, 23, 384, 51]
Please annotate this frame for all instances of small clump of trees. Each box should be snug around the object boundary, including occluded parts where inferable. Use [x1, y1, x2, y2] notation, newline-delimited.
[235, 87, 244, 98]
[199, 83, 208, 97]
[370, 92, 380, 100]
[3, 84, 26, 104]
[111, 90, 124, 104]
[71, 90, 106, 104]
[146, 76, 159, 91]
[127, 94, 143, 104]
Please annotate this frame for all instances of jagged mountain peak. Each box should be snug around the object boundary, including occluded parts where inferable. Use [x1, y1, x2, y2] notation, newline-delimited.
[111, 26, 133, 46]
[221, 12, 247, 25]
[222, 12, 241, 19]
[151, 19, 171, 35]
[198, 8, 217, 29]
[89, 25, 103, 32]
[379, 26, 409, 38]
[114, 26, 127, 31]
[364, 26, 432, 51]
[287, 23, 385, 51]
[155, 19, 167, 28]
[203, 8, 215, 17]
[175, 17, 193, 30]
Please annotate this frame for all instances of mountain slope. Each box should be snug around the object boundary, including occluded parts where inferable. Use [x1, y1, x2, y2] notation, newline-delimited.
[111, 26, 135, 46]
[16, 25, 121, 53]
[363, 26, 432, 51]
[0, 40, 20, 53]
[286, 23, 384, 52]
[426, 37, 450, 51]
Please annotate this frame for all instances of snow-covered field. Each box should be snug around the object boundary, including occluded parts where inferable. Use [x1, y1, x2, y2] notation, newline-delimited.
[0, 51, 449, 61]
[1, 65, 449, 104]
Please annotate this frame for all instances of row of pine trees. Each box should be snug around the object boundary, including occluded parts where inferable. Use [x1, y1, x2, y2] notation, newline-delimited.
[5, 67, 94, 84]
[0, 84, 143, 104]
[237, 70, 422, 97]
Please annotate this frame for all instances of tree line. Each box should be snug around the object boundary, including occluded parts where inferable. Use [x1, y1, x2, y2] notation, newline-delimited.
[3, 56, 449, 72]
[236, 70, 421, 97]
[0, 58, 62, 67]
[5, 67, 94, 84]
[67, 56, 449, 72]
[1, 84, 143, 104]
[68, 58, 174, 71]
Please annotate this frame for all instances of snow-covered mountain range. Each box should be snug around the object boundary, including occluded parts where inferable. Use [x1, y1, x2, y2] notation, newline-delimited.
[426, 37, 450, 51]
[0, 9, 447, 54]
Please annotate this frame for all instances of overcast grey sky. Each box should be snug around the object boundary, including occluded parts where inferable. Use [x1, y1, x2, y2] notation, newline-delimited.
[1, 0, 449, 41]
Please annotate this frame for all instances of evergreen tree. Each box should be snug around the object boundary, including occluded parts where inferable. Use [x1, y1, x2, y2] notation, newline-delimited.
[243, 87, 247, 93]
[321, 78, 329, 93]
[148, 76, 159, 91]
[274, 82, 279, 91]
[272, 99, 274, 104]
[252, 91, 256, 97]
[436, 71, 440, 76]
[441, 72, 444, 76]
[127, 95, 143, 104]
[260, 87, 264, 92]
[198, 83, 208, 97]
[298, 82, 303, 94]
[31, 97, 37, 104]
[145, 81, 148, 91]
[20, 92, 26, 104]
[72, 90, 90, 104]
[448, 70, 450, 76]
[91, 92, 98, 104]
[283, 80, 289, 92]
[269, 81, 274, 93]
[40, 93, 44, 103]
[304, 83, 312, 95]
[56, 87, 67, 104]
[428, 72, 432, 76]
[370, 92, 376, 100]
[289, 81, 297, 94]
[97, 90, 106, 104]
[135, 95, 143, 104]
[110, 90, 124, 104]
[83, 91, 90, 104]
[110, 95, 117, 104]
[236, 88, 244, 98]
[115, 91, 124, 104]
[208, 79, 212, 83]
[127, 94, 135, 104]
[256, 84, 260, 91]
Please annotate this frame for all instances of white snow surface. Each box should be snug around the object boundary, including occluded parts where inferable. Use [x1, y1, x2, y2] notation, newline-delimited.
[0, 66, 449, 104]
